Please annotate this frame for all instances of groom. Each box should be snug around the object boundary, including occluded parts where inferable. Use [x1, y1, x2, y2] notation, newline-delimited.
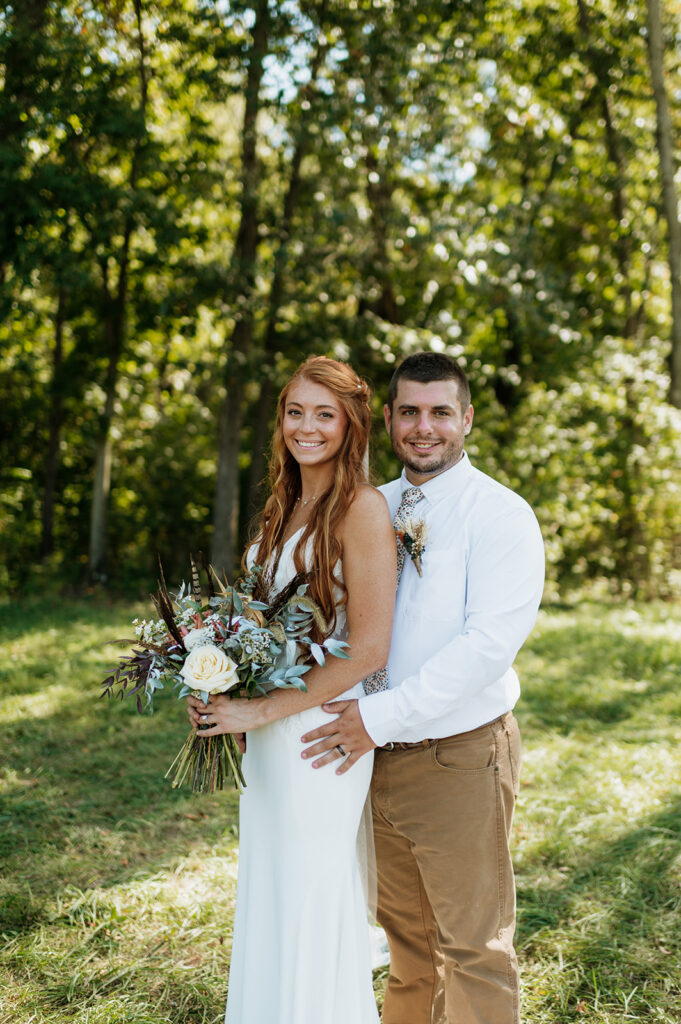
[301, 352, 545, 1024]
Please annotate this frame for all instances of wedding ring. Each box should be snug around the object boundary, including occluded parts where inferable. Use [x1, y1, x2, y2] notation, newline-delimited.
[336, 744, 346, 756]
[200, 715, 208, 723]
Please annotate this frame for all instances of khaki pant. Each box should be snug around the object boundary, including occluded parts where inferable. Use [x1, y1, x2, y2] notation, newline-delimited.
[372, 713, 522, 1024]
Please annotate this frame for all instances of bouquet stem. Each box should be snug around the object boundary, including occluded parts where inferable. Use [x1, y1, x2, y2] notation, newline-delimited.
[165, 728, 245, 794]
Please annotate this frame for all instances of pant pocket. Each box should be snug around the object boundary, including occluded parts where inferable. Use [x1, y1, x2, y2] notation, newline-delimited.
[432, 726, 497, 773]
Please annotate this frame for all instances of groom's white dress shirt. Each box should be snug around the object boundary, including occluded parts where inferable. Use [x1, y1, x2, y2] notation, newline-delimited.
[358, 452, 545, 746]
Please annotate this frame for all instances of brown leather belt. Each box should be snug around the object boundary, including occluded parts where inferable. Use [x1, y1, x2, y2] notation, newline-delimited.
[378, 714, 509, 751]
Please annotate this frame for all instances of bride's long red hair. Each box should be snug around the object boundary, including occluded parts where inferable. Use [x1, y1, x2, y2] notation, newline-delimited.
[248, 356, 373, 636]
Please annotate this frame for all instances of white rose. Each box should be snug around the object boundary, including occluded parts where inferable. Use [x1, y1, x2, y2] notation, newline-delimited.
[180, 644, 240, 694]
[183, 627, 213, 652]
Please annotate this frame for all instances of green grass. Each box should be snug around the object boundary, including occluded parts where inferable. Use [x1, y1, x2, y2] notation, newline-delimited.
[1, 595, 680, 1022]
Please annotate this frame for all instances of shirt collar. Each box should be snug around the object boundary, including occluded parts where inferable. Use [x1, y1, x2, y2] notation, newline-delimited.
[399, 451, 473, 506]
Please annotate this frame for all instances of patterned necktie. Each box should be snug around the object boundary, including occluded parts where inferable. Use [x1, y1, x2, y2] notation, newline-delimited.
[393, 485, 425, 578]
[363, 485, 425, 695]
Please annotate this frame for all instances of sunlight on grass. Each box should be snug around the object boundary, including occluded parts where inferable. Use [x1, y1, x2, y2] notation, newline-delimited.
[0, 680, 83, 724]
[1, 596, 680, 1023]
[510, 601, 681, 1024]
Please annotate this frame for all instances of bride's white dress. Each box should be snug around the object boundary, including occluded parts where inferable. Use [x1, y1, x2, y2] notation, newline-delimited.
[225, 529, 379, 1024]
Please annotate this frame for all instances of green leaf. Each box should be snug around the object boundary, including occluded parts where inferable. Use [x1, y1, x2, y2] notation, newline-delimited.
[310, 642, 325, 666]
[324, 638, 351, 659]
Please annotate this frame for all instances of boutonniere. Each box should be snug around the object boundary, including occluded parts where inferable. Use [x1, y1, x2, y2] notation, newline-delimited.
[394, 515, 428, 576]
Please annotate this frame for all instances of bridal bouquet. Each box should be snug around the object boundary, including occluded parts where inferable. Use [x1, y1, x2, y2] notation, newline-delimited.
[101, 557, 348, 794]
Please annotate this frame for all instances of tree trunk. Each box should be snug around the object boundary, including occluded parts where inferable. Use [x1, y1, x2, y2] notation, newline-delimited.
[247, 376, 274, 518]
[88, 0, 147, 579]
[89, 267, 125, 579]
[646, 0, 681, 407]
[576, 0, 634, 337]
[246, 22, 330, 516]
[361, 48, 399, 326]
[40, 286, 65, 558]
[246, 141, 308, 515]
[90, 432, 114, 578]
[576, 0, 652, 592]
[211, 0, 270, 577]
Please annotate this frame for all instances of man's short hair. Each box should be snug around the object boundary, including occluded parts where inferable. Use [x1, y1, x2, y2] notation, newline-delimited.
[387, 352, 471, 411]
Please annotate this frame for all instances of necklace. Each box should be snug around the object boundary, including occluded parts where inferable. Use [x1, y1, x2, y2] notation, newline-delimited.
[297, 495, 317, 507]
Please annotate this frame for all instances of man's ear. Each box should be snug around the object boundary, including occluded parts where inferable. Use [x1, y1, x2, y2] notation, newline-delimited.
[383, 402, 392, 433]
[464, 404, 474, 435]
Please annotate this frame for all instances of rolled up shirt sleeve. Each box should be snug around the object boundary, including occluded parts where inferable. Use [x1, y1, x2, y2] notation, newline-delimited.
[358, 504, 545, 747]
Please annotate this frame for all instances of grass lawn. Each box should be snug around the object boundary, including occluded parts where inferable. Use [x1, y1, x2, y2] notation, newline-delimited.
[1, 595, 680, 1023]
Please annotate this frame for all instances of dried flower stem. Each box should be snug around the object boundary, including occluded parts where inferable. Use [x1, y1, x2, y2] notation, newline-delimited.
[165, 728, 245, 794]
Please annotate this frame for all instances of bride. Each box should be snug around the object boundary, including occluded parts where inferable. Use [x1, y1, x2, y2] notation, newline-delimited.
[187, 356, 396, 1024]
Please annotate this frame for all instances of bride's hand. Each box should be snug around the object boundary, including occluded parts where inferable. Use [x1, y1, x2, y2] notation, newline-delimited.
[186, 692, 268, 739]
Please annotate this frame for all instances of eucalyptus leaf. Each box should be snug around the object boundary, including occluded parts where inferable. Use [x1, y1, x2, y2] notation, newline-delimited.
[285, 639, 298, 664]
[310, 643, 325, 666]
[324, 638, 351, 658]
[284, 664, 311, 678]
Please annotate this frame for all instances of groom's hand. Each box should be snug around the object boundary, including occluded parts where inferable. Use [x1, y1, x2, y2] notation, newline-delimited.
[300, 699, 376, 774]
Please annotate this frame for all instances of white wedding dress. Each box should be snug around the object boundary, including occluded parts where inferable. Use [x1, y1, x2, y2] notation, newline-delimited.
[225, 529, 379, 1024]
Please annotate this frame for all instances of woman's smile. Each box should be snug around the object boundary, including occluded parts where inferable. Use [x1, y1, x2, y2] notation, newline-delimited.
[283, 378, 348, 467]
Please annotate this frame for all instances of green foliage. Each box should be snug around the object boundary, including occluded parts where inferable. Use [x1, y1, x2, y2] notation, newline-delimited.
[491, 339, 681, 599]
[0, 0, 680, 594]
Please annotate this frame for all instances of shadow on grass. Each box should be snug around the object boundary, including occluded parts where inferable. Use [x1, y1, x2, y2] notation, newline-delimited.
[0, 651, 122, 703]
[517, 792, 681, 1013]
[0, 597, 142, 704]
[0, 690, 239, 936]
[519, 618, 681, 734]
[0, 595, 133, 643]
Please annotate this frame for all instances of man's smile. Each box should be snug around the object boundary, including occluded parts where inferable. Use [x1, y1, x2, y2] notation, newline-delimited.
[408, 439, 442, 453]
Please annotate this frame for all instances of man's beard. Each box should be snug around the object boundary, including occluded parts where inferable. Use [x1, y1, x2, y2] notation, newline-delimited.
[390, 428, 463, 478]
[401, 450, 457, 476]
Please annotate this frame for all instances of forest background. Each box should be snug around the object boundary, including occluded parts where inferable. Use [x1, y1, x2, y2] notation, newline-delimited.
[1, 0, 681, 599]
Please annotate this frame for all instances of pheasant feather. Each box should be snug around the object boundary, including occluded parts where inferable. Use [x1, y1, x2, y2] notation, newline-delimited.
[189, 554, 202, 603]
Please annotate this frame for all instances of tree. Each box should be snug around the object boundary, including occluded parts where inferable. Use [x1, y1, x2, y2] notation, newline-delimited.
[1, 0, 680, 598]
[0, 0, 50, 292]
[646, 0, 681, 407]
[211, 0, 270, 576]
